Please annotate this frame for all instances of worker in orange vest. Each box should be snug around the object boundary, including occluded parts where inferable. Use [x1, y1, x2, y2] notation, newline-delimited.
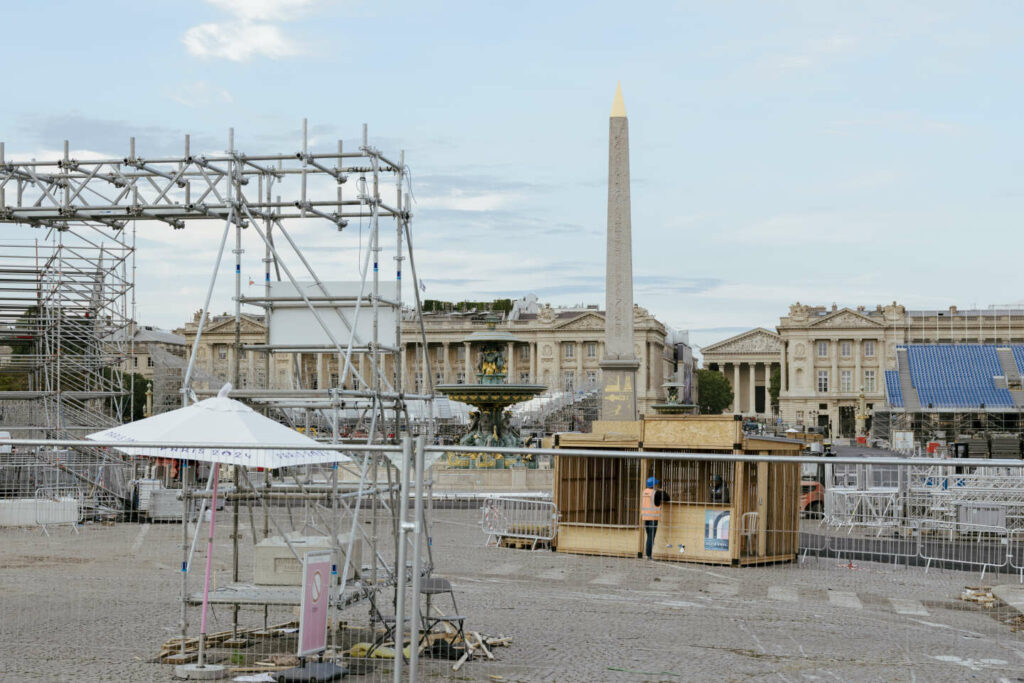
[641, 476, 670, 560]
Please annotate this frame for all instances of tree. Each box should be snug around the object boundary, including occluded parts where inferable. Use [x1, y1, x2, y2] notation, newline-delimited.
[696, 369, 734, 414]
[769, 365, 781, 408]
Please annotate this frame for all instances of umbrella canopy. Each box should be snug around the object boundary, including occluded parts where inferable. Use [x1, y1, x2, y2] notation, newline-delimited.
[86, 383, 351, 469]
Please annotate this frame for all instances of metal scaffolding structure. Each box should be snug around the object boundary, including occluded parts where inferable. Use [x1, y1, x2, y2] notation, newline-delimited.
[0, 121, 438, 508]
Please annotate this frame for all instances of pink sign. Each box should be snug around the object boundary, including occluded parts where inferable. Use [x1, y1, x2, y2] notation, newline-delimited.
[298, 550, 333, 657]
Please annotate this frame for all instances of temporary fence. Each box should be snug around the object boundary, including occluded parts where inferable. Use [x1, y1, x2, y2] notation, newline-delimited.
[7, 438, 1024, 680]
[33, 485, 83, 534]
[480, 497, 559, 549]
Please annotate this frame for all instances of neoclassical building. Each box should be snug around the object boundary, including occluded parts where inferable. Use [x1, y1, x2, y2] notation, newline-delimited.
[700, 328, 782, 417]
[407, 303, 675, 415]
[175, 301, 677, 415]
[704, 301, 1024, 437]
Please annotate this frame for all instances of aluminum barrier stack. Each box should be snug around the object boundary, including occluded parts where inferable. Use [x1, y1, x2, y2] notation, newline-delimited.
[481, 496, 559, 550]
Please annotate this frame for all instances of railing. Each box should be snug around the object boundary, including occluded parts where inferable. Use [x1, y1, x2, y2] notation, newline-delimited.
[481, 496, 559, 550]
[33, 485, 83, 534]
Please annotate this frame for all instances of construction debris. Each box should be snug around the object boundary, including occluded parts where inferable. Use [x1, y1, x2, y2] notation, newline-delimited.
[959, 586, 996, 608]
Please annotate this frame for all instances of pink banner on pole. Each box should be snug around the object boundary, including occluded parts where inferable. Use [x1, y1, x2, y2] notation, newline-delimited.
[298, 550, 333, 657]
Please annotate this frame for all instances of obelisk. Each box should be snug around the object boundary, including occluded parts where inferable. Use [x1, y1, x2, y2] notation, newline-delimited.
[599, 82, 640, 421]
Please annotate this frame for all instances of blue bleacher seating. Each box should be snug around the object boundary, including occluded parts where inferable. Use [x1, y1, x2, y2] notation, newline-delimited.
[884, 370, 903, 407]
[894, 344, 1015, 409]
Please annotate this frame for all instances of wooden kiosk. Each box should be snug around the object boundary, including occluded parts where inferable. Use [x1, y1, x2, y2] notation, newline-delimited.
[553, 415, 805, 566]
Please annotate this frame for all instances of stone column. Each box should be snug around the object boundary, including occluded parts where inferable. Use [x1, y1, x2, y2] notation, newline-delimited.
[464, 341, 472, 381]
[576, 341, 583, 384]
[599, 83, 640, 421]
[508, 342, 516, 382]
[442, 342, 451, 383]
[831, 338, 839, 395]
[780, 343, 788, 394]
[317, 354, 328, 391]
[529, 342, 537, 383]
[749, 363, 756, 416]
[854, 339, 862, 392]
[733, 363, 741, 413]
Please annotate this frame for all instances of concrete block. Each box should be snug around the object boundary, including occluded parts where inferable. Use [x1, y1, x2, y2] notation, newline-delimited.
[254, 534, 362, 586]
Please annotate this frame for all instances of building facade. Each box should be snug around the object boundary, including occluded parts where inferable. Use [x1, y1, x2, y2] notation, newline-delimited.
[703, 302, 1024, 437]
[176, 300, 676, 415]
[406, 303, 674, 415]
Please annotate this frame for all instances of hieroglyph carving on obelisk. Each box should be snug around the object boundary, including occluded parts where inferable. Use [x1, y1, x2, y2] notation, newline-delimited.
[600, 82, 640, 421]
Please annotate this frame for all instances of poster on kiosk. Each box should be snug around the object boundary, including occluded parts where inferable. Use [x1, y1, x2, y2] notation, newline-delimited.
[298, 550, 333, 657]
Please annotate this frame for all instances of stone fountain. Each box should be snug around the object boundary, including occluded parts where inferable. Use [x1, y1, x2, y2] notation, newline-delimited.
[435, 316, 547, 468]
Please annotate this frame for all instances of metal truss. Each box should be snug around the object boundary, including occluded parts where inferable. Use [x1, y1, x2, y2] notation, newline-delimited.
[0, 120, 438, 514]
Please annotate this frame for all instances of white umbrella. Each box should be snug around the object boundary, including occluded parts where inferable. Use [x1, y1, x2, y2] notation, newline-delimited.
[86, 383, 351, 468]
[86, 383, 351, 672]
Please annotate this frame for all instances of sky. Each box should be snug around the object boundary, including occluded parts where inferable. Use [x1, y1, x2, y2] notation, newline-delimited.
[1, 1, 1023, 356]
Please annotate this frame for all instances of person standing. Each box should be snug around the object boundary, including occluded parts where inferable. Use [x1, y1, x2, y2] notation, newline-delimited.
[641, 476, 670, 560]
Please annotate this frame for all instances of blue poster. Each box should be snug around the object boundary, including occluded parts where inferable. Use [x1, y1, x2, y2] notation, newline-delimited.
[704, 509, 730, 551]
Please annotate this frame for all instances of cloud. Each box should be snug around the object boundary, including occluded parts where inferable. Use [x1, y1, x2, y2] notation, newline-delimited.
[765, 34, 858, 74]
[183, 22, 302, 61]
[823, 112, 962, 136]
[17, 113, 219, 157]
[182, 0, 324, 61]
[718, 212, 879, 246]
[167, 81, 234, 107]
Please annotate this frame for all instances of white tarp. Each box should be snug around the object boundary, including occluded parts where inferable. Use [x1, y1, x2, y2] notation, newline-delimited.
[267, 281, 398, 348]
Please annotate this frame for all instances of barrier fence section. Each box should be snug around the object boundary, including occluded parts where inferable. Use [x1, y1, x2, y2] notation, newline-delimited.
[33, 485, 83, 534]
[8, 438, 1024, 680]
[480, 496, 559, 549]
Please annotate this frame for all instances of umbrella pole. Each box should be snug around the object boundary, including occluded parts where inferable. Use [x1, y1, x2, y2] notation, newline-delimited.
[198, 466, 221, 668]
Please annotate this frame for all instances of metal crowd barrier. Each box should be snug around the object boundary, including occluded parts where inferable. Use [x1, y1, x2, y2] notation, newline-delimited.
[34, 485, 83, 535]
[481, 496, 559, 550]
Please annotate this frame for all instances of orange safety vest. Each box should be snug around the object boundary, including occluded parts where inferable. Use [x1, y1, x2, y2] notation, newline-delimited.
[641, 487, 660, 521]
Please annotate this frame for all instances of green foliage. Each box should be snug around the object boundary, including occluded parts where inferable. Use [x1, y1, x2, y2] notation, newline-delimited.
[769, 365, 781, 407]
[696, 369, 734, 415]
[0, 306, 39, 391]
[101, 368, 149, 422]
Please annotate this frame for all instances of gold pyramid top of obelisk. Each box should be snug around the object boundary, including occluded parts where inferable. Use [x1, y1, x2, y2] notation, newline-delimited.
[610, 81, 626, 118]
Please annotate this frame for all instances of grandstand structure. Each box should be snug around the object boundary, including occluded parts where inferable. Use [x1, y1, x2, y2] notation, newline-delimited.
[876, 342, 1024, 449]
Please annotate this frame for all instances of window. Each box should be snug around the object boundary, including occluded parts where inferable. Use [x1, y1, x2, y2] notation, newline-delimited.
[817, 341, 828, 357]
[586, 342, 597, 358]
[586, 370, 598, 387]
[840, 370, 852, 392]
[518, 345, 529, 360]
[519, 371, 530, 383]
[435, 372, 444, 386]
[414, 371, 423, 393]
[563, 371, 575, 392]
[817, 370, 829, 392]
[456, 372, 466, 384]
[330, 373, 339, 388]
[218, 346, 227, 360]
[840, 341, 851, 357]
[457, 346, 465, 360]
[864, 370, 876, 393]
[133, 357, 138, 367]
[311, 377, 318, 389]
[147, 356, 154, 368]
[796, 410, 804, 423]
[563, 343, 575, 359]
[863, 340, 875, 357]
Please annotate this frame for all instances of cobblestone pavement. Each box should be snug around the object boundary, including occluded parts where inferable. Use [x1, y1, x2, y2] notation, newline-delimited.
[2, 510, 1024, 681]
